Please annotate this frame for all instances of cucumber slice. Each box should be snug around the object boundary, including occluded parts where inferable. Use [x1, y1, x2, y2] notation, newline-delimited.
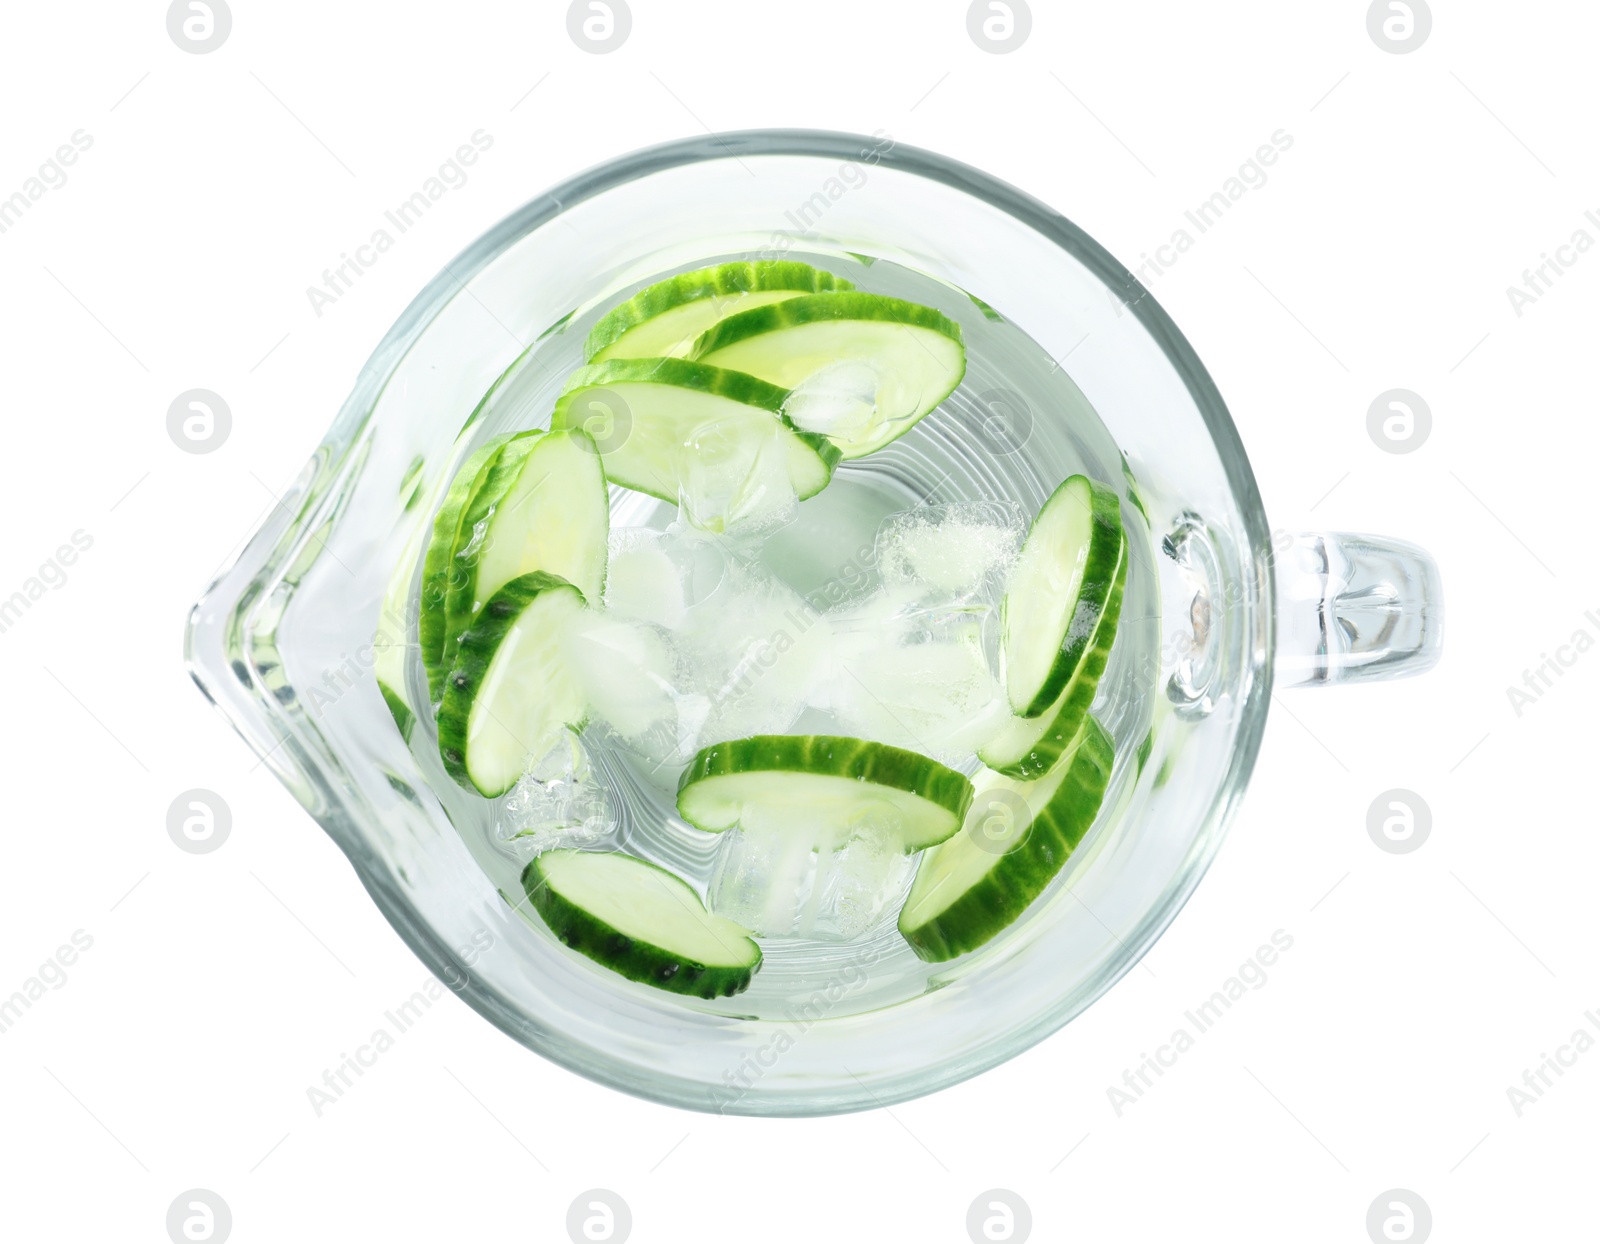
[899, 717, 1115, 962]
[524, 850, 761, 998]
[550, 357, 840, 510]
[437, 572, 588, 797]
[676, 735, 974, 853]
[979, 535, 1127, 777]
[690, 293, 966, 459]
[439, 428, 609, 679]
[420, 434, 516, 702]
[585, 261, 853, 363]
[1000, 475, 1125, 718]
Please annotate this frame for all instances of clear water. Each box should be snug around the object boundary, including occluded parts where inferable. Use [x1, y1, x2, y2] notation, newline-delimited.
[407, 251, 1161, 1020]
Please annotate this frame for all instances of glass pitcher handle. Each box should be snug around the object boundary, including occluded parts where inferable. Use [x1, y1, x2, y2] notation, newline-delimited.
[1274, 532, 1443, 687]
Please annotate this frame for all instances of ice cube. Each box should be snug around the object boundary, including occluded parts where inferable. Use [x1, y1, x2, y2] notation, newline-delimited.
[604, 526, 727, 629]
[604, 530, 686, 628]
[679, 415, 798, 536]
[809, 502, 1022, 750]
[759, 481, 889, 614]
[708, 821, 814, 937]
[822, 823, 916, 940]
[876, 501, 1024, 605]
[707, 810, 915, 941]
[498, 731, 613, 853]
[674, 557, 831, 745]
[782, 360, 880, 442]
[612, 691, 713, 786]
[565, 613, 681, 740]
[820, 596, 1008, 759]
[597, 525, 830, 765]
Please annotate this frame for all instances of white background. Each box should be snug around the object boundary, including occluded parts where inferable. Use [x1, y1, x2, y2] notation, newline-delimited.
[1, 1, 1594, 1240]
